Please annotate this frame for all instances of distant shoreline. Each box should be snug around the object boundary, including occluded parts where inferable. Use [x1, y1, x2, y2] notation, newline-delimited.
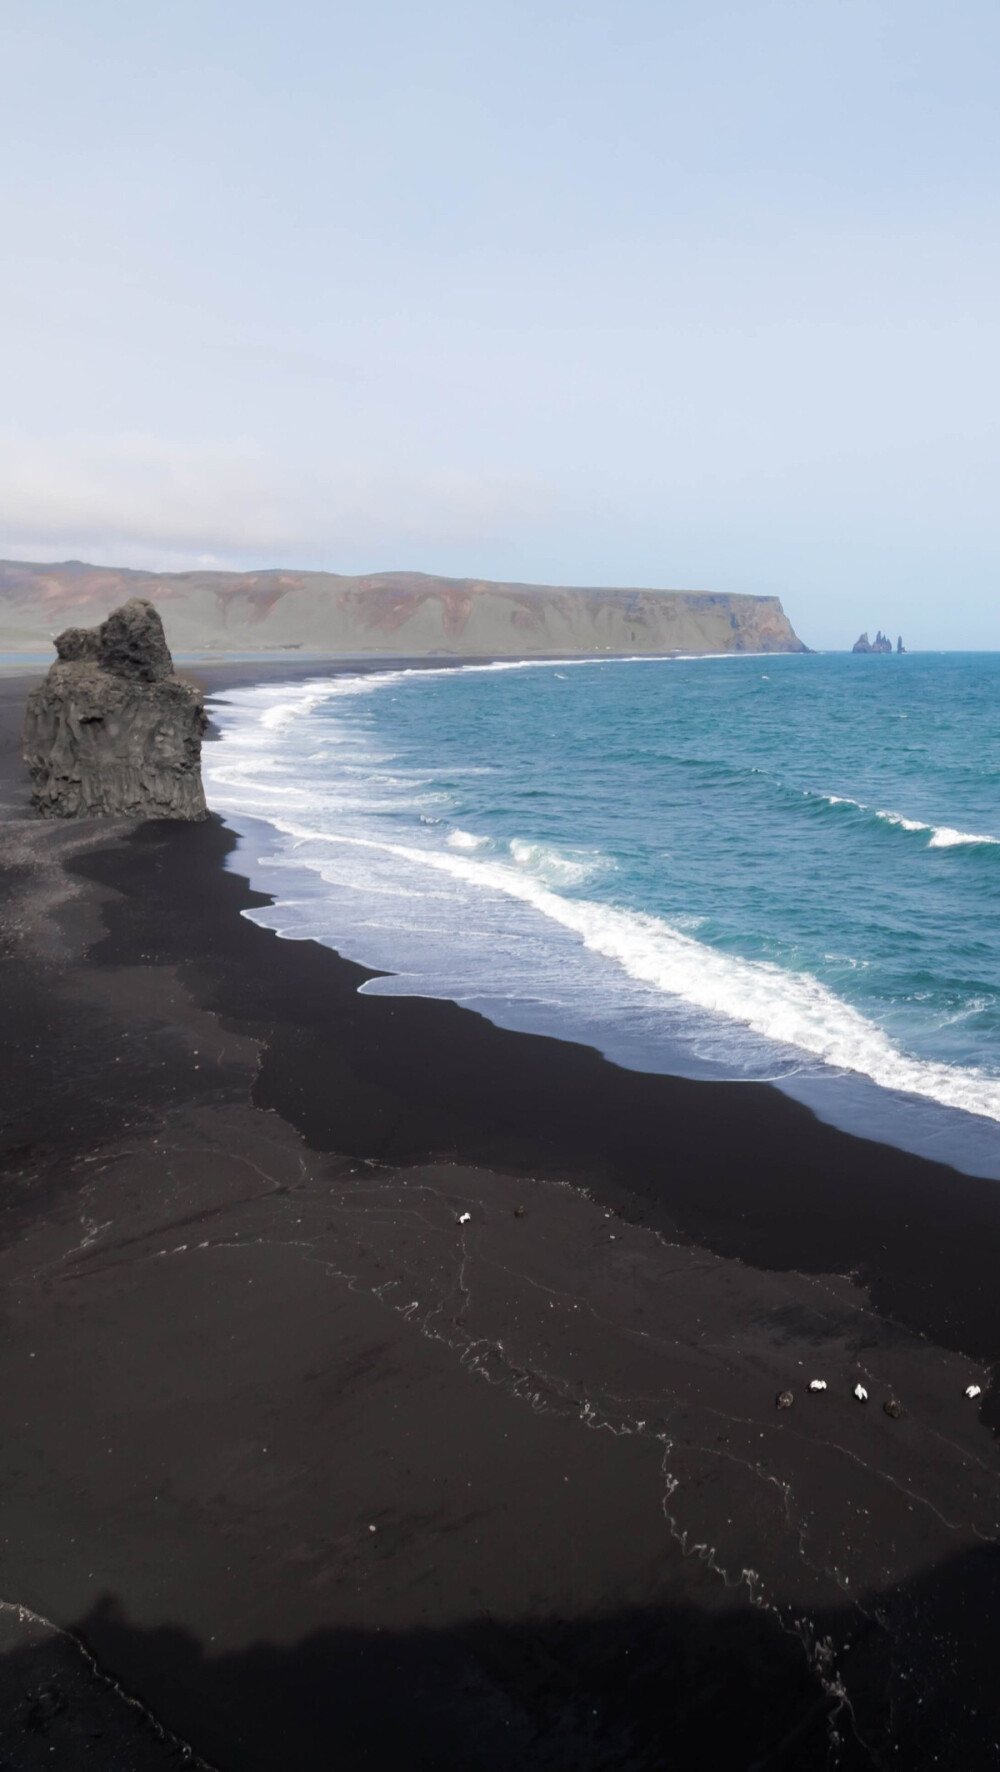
[0, 557, 809, 657]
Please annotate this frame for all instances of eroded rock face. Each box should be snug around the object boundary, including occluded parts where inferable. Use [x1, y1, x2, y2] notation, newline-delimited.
[23, 599, 207, 819]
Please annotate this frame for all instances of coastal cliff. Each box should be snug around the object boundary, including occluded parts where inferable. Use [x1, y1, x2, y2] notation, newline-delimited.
[0, 560, 807, 658]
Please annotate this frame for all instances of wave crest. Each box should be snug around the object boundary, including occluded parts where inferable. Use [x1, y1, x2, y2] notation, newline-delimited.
[508, 838, 605, 887]
[253, 816, 1000, 1126]
[820, 794, 997, 850]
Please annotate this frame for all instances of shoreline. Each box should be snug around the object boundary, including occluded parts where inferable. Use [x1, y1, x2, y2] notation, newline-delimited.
[2, 669, 1000, 1766]
[204, 654, 1000, 1186]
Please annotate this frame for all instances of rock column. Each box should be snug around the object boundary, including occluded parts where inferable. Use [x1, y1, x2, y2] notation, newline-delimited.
[23, 599, 208, 819]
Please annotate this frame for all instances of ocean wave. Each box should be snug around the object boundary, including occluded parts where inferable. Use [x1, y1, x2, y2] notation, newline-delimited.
[204, 670, 1000, 1128]
[388, 653, 744, 677]
[252, 815, 1000, 1125]
[819, 794, 998, 849]
[928, 826, 998, 849]
[213, 652, 750, 721]
[447, 829, 605, 882]
[508, 838, 606, 887]
[447, 828, 492, 852]
[253, 677, 381, 729]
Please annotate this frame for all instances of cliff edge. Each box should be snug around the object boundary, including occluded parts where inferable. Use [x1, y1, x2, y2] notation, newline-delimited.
[0, 561, 808, 658]
[23, 599, 207, 819]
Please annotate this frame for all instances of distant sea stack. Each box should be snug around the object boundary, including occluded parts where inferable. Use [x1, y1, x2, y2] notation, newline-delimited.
[852, 630, 900, 654]
[23, 599, 207, 819]
[0, 560, 808, 658]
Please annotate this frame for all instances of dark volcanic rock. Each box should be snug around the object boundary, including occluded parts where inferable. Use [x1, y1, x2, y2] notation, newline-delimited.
[97, 598, 174, 682]
[853, 630, 894, 654]
[23, 599, 207, 819]
[54, 626, 101, 663]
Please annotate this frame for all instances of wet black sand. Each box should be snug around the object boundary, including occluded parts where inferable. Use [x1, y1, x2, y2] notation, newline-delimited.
[1, 666, 1000, 1769]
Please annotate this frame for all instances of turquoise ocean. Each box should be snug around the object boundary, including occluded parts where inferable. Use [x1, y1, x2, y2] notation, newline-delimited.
[205, 653, 1000, 1176]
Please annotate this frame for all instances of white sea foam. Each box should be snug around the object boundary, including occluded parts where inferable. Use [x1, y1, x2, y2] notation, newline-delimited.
[821, 793, 998, 849]
[874, 809, 926, 833]
[204, 670, 1000, 1129]
[875, 809, 998, 847]
[508, 838, 605, 887]
[447, 829, 491, 852]
[236, 807, 1000, 1125]
[928, 826, 999, 849]
[220, 651, 749, 708]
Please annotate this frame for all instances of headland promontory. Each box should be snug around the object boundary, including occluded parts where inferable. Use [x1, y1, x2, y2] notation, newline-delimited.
[0, 560, 807, 658]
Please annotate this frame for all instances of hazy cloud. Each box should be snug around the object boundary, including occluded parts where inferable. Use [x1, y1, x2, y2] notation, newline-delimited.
[0, 432, 560, 569]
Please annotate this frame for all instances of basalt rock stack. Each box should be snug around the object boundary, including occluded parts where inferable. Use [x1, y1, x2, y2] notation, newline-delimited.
[852, 630, 894, 654]
[23, 599, 207, 819]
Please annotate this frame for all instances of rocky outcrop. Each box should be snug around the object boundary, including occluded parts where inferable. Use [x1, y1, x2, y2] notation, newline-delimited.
[22, 599, 207, 819]
[897, 635, 905, 653]
[0, 559, 809, 658]
[852, 630, 894, 654]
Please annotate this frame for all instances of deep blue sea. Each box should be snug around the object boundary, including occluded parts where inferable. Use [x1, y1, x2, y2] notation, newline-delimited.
[205, 653, 1000, 1175]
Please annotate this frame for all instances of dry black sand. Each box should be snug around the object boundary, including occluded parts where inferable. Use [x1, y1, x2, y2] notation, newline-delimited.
[1, 666, 1000, 1769]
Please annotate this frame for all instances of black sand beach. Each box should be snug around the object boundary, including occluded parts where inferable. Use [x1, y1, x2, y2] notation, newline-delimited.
[2, 665, 1000, 1769]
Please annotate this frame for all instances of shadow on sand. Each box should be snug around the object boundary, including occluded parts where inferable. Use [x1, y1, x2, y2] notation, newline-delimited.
[6, 1543, 1000, 1769]
[2, 1589, 845, 1772]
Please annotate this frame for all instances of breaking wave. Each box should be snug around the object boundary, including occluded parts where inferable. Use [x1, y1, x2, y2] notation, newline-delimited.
[243, 812, 1000, 1125]
[820, 794, 998, 850]
[203, 659, 1000, 1140]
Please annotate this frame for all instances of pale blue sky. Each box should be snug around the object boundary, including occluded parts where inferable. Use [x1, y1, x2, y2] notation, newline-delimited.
[2, 0, 999, 646]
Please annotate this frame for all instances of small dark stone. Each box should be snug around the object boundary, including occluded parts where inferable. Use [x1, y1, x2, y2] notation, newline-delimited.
[776, 1390, 794, 1410]
[513, 1205, 527, 1218]
[884, 1398, 903, 1419]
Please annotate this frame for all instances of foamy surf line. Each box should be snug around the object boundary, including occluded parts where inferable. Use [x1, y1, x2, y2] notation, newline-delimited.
[223, 676, 1000, 855]
[209, 649, 762, 716]
[879, 812, 999, 849]
[221, 810, 1000, 1127]
[821, 794, 998, 850]
[204, 670, 1000, 1131]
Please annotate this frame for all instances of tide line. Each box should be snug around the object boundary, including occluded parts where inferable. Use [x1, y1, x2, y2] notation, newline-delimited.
[249, 815, 1000, 1127]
